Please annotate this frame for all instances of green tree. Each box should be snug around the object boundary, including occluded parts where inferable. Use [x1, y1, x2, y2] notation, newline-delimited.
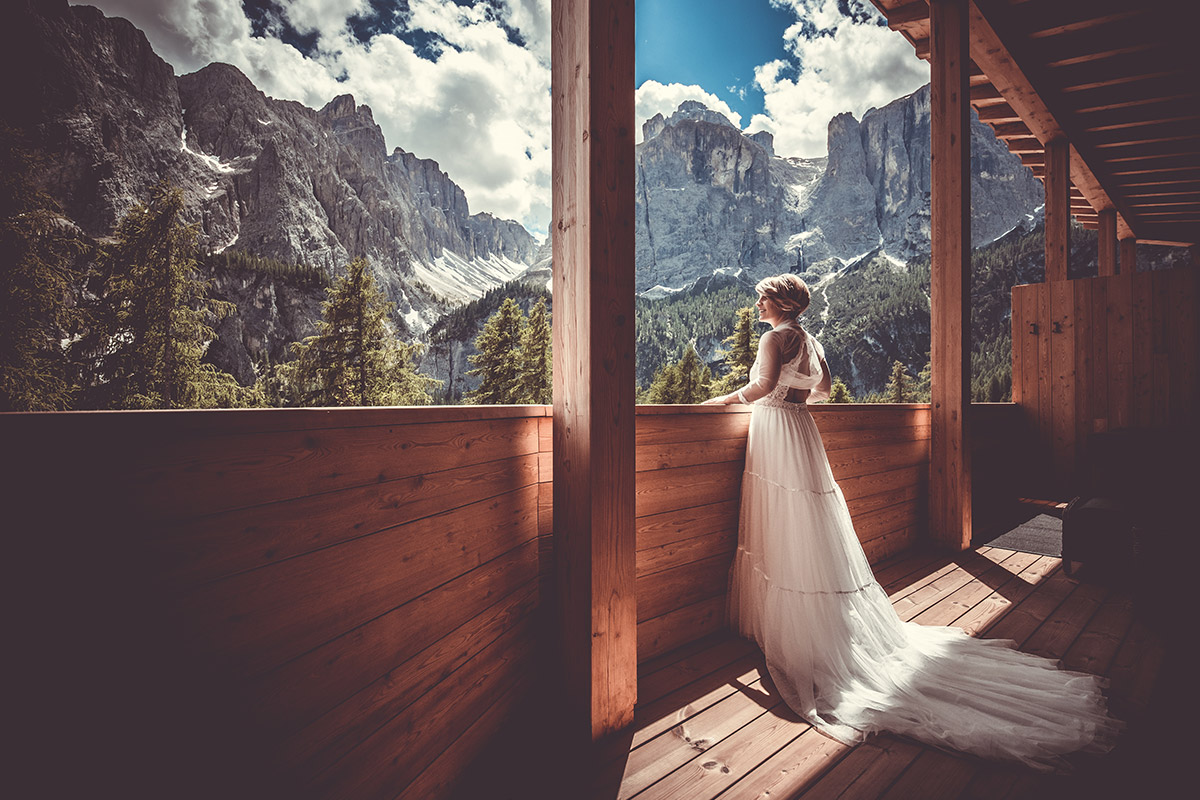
[643, 343, 711, 403]
[711, 306, 760, 395]
[828, 377, 853, 404]
[517, 297, 551, 403]
[287, 257, 438, 406]
[74, 184, 248, 409]
[912, 361, 932, 403]
[884, 360, 913, 404]
[0, 126, 84, 410]
[467, 297, 526, 403]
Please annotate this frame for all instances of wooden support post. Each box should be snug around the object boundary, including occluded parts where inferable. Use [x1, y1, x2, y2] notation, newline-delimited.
[1098, 210, 1118, 277]
[1120, 236, 1138, 275]
[1045, 139, 1070, 282]
[550, 0, 637, 742]
[930, 0, 971, 552]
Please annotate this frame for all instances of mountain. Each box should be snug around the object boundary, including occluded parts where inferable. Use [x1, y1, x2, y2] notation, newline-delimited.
[7, 0, 541, 383]
[635, 86, 1045, 293]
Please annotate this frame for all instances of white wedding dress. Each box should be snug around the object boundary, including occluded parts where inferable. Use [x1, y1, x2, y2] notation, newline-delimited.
[728, 321, 1121, 770]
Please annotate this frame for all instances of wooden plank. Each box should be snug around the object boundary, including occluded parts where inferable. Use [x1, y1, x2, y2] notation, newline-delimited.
[1131, 270, 1155, 426]
[978, 567, 1075, 646]
[249, 539, 538, 741]
[1106, 271, 1135, 428]
[838, 463, 927, 505]
[879, 749, 976, 799]
[861, 527, 918, 565]
[636, 633, 755, 694]
[800, 736, 923, 800]
[552, 0, 638, 741]
[1090, 277, 1110, 433]
[637, 596, 726, 663]
[1151, 268, 1172, 426]
[275, 578, 539, 781]
[635, 461, 744, 519]
[130, 416, 540, 522]
[956, 555, 1062, 638]
[826, 439, 930, 482]
[636, 499, 738, 554]
[1098, 210, 1118, 275]
[1060, 589, 1136, 676]
[929, 0, 970, 555]
[819, 423, 931, 452]
[634, 653, 763, 745]
[395, 670, 531, 800]
[175, 484, 539, 676]
[811, 405, 930, 433]
[633, 707, 819, 800]
[636, 527, 737, 579]
[1167, 268, 1198, 423]
[635, 437, 746, 473]
[1011, 285, 1026, 407]
[310, 613, 534, 800]
[146, 453, 539, 589]
[635, 410, 750, 445]
[1119, 236, 1137, 274]
[617, 674, 772, 798]
[844, 479, 923, 520]
[1073, 279, 1094, 471]
[1021, 581, 1110, 660]
[1045, 140, 1071, 283]
[1049, 279, 1075, 488]
[705, 721, 850, 800]
[853, 498, 921, 545]
[637, 553, 731, 623]
[909, 550, 1042, 628]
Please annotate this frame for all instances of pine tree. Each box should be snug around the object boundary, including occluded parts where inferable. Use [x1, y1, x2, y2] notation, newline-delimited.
[912, 361, 932, 403]
[884, 360, 912, 404]
[711, 306, 760, 395]
[288, 257, 438, 406]
[645, 361, 681, 403]
[517, 297, 551, 403]
[675, 344, 713, 403]
[828, 377, 853, 403]
[467, 297, 526, 404]
[0, 125, 85, 410]
[74, 184, 246, 409]
[644, 344, 711, 403]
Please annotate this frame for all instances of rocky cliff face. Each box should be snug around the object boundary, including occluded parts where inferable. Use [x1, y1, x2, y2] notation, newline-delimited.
[635, 86, 1044, 292]
[9, 0, 540, 380]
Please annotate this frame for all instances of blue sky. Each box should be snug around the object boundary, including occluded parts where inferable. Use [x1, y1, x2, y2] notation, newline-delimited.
[80, 1, 927, 238]
[636, 0, 795, 125]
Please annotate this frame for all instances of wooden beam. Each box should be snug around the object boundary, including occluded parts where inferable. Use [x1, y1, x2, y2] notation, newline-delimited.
[551, 0, 637, 743]
[929, 0, 971, 553]
[1120, 237, 1137, 274]
[1045, 139, 1071, 282]
[968, 0, 1135, 241]
[887, 0, 930, 30]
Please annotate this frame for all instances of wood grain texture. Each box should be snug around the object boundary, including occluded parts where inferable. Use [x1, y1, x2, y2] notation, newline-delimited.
[1045, 139, 1071, 283]
[929, 0, 972, 551]
[551, 0, 638, 740]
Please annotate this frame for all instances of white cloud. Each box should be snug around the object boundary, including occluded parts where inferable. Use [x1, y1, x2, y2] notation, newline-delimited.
[755, 0, 929, 158]
[80, 0, 552, 237]
[635, 81, 744, 143]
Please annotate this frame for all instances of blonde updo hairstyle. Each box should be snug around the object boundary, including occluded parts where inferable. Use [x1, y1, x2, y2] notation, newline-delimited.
[755, 274, 811, 319]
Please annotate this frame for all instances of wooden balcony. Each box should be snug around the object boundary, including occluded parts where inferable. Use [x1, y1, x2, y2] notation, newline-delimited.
[5, 399, 1179, 798]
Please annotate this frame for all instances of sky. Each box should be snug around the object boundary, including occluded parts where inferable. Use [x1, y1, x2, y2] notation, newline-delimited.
[78, 1, 928, 239]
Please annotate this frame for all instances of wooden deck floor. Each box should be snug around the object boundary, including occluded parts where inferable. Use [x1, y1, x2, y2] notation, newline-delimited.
[457, 543, 1183, 800]
[609, 546, 1178, 800]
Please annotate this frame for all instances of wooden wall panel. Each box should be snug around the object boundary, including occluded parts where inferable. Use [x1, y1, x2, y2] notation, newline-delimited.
[633, 406, 931, 664]
[1010, 267, 1198, 494]
[3, 406, 550, 800]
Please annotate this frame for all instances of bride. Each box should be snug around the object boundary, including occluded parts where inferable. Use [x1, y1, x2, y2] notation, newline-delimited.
[702, 274, 1120, 769]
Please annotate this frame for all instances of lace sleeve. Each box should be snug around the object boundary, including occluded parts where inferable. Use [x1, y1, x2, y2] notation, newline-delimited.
[736, 330, 784, 404]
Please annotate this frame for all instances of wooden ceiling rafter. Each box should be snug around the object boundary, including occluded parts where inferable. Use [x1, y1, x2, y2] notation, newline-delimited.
[871, 0, 1198, 245]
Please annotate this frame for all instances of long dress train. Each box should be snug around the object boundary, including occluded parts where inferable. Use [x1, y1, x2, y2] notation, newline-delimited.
[729, 327, 1121, 771]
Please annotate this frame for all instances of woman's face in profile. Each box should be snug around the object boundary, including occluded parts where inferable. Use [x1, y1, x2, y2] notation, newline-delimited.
[756, 293, 781, 324]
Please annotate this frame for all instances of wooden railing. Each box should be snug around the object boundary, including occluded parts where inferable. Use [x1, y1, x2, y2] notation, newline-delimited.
[5, 401, 940, 798]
